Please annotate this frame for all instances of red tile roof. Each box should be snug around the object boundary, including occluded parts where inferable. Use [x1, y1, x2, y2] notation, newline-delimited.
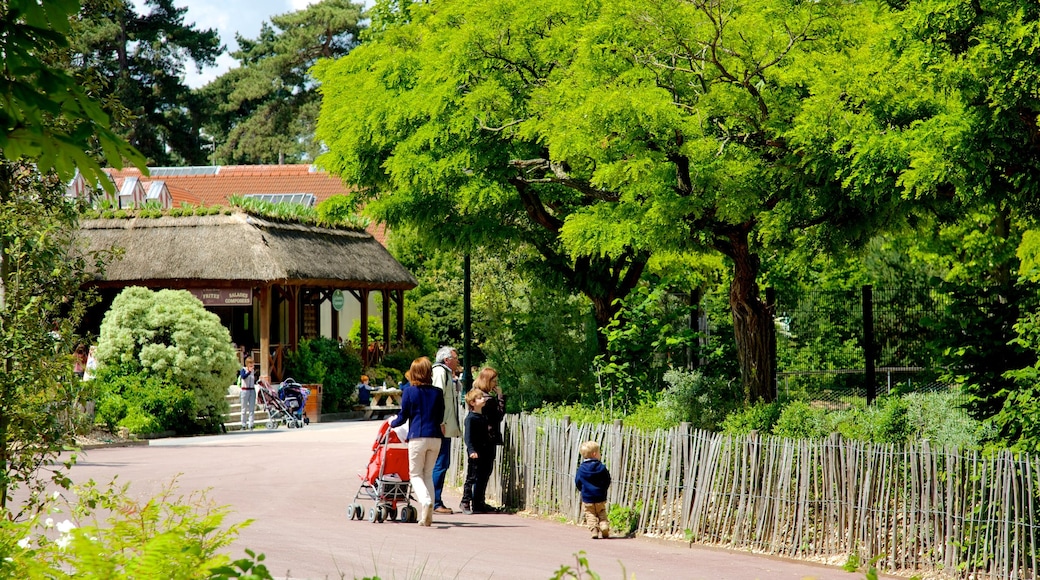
[105, 165, 388, 246]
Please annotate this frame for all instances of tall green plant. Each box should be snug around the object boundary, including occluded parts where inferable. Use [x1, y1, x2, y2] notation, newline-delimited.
[96, 287, 239, 433]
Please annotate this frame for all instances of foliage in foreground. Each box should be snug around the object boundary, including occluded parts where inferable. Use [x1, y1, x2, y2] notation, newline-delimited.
[95, 287, 239, 434]
[1, 478, 271, 579]
[0, 165, 104, 516]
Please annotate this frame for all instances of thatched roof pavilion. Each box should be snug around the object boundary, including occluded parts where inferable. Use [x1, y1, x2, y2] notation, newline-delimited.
[76, 212, 417, 380]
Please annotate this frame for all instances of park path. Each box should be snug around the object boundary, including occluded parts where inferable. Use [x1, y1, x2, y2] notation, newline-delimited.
[67, 421, 900, 580]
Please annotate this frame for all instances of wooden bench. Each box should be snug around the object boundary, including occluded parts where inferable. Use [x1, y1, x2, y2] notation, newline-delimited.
[358, 388, 402, 419]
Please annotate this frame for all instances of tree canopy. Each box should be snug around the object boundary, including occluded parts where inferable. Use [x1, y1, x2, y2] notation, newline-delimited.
[70, 0, 221, 165]
[201, 0, 365, 165]
[314, 0, 935, 401]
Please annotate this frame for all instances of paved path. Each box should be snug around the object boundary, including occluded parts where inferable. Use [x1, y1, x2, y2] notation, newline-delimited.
[66, 422, 898, 580]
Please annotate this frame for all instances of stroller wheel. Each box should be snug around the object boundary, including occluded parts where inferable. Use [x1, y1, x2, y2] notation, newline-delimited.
[400, 506, 417, 523]
[304, 416, 310, 425]
[368, 507, 382, 523]
[388, 506, 398, 522]
[287, 419, 296, 429]
[346, 503, 358, 520]
[266, 418, 277, 430]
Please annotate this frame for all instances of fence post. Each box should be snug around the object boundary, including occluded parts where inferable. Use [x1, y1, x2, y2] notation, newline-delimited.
[863, 285, 876, 404]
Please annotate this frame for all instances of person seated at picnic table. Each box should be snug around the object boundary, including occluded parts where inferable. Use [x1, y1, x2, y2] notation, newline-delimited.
[357, 375, 373, 406]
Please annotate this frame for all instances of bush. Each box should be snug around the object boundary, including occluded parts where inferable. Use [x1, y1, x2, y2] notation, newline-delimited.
[381, 346, 426, 375]
[96, 287, 238, 433]
[118, 408, 163, 435]
[872, 395, 912, 443]
[93, 370, 198, 434]
[284, 338, 363, 413]
[95, 393, 128, 432]
[721, 401, 782, 435]
[660, 369, 742, 431]
[772, 401, 831, 439]
[622, 399, 674, 432]
[608, 502, 641, 538]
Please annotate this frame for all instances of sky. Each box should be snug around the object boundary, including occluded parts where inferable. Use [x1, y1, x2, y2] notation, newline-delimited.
[132, 0, 316, 88]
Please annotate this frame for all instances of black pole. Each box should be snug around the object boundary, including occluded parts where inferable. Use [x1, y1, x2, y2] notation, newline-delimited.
[863, 285, 876, 404]
[463, 253, 472, 391]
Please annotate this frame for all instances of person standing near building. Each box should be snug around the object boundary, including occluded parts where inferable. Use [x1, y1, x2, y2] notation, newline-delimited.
[431, 346, 462, 514]
[238, 356, 257, 430]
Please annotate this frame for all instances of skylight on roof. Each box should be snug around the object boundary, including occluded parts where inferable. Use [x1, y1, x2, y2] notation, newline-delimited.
[149, 166, 221, 177]
[243, 193, 317, 207]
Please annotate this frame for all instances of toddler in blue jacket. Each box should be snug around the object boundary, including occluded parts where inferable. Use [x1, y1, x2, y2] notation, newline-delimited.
[574, 440, 612, 539]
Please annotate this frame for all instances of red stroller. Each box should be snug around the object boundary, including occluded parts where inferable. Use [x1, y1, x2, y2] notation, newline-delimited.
[346, 417, 417, 523]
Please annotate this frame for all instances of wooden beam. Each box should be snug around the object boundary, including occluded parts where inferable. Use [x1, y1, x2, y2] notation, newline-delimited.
[259, 285, 271, 383]
[381, 289, 391, 354]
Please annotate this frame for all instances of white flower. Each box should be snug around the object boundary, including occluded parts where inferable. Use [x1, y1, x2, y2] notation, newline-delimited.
[55, 535, 71, 550]
[56, 520, 75, 534]
[16, 537, 30, 549]
[51, 491, 60, 501]
[44, 518, 54, 529]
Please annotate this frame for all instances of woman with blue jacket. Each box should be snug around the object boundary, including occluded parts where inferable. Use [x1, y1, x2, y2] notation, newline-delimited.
[390, 357, 445, 526]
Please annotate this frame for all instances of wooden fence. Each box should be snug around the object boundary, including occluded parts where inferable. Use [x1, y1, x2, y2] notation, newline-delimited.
[446, 414, 1040, 579]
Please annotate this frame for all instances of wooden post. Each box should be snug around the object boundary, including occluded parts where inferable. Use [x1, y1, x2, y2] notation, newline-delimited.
[285, 285, 300, 351]
[358, 289, 370, 366]
[259, 285, 271, 383]
[381, 289, 391, 354]
[395, 290, 405, 348]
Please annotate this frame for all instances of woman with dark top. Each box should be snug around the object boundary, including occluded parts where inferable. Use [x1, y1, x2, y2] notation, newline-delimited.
[390, 357, 445, 527]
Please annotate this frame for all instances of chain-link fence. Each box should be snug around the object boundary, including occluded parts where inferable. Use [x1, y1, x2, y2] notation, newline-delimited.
[774, 285, 956, 407]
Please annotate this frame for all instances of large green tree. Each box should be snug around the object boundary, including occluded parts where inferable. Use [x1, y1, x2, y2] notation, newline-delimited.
[201, 0, 364, 164]
[71, 0, 221, 165]
[314, 0, 925, 401]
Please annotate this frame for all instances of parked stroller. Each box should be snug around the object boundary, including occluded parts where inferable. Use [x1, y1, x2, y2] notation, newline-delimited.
[346, 417, 417, 523]
[257, 379, 305, 429]
[278, 378, 310, 426]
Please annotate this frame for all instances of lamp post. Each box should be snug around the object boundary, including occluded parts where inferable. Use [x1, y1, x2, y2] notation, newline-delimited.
[463, 253, 472, 391]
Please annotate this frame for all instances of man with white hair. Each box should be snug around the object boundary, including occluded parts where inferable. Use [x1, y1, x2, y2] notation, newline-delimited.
[431, 345, 462, 513]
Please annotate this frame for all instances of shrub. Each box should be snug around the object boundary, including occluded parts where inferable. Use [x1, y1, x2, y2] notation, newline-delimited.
[284, 338, 362, 413]
[381, 346, 425, 375]
[872, 395, 912, 443]
[533, 403, 613, 425]
[721, 401, 782, 435]
[660, 369, 743, 431]
[92, 370, 197, 434]
[772, 401, 831, 439]
[118, 408, 163, 435]
[622, 399, 675, 432]
[831, 404, 872, 441]
[608, 502, 641, 538]
[96, 287, 238, 434]
[95, 393, 127, 432]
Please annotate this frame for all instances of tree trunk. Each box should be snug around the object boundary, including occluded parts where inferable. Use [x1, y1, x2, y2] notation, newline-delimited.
[722, 229, 775, 403]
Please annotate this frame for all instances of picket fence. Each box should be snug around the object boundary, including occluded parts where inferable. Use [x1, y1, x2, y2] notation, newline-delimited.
[445, 414, 1040, 579]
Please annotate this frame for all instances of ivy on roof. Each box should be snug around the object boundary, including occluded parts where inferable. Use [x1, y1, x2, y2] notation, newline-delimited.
[79, 194, 369, 231]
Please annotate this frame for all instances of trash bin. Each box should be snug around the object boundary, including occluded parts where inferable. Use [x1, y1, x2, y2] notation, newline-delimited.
[303, 384, 322, 423]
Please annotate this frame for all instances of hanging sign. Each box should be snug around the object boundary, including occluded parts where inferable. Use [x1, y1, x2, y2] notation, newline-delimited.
[332, 289, 345, 311]
[189, 289, 253, 306]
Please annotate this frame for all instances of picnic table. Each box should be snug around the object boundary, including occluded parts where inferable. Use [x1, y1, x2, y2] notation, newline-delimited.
[363, 388, 402, 419]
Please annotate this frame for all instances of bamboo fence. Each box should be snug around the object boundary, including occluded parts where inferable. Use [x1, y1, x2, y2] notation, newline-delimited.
[446, 415, 1040, 579]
